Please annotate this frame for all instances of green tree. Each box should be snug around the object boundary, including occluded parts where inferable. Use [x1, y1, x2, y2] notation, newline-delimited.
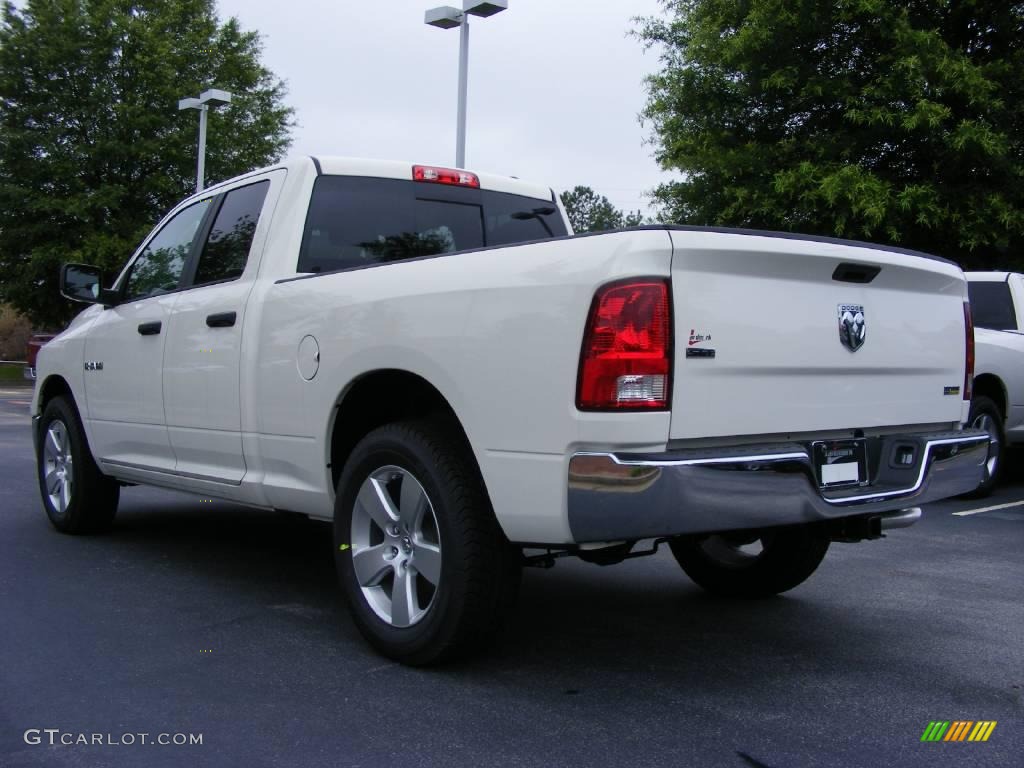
[636, 1, 1024, 268]
[560, 185, 645, 233]
[0, 0, 293, 327]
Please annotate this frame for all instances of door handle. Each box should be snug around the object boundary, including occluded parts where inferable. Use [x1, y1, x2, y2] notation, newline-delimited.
[137, 321, 162, 335]
[206, 311, 236, 328]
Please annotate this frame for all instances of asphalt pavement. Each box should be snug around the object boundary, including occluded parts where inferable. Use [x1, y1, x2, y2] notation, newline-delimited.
[1, 383, 1021, 768]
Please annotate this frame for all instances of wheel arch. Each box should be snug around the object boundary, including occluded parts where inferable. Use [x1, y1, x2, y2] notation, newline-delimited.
[37, 374, 75, 414]
[972, 373, 1007, 420]
[35, 375, 98, 463]
[327, 369, 483, 497]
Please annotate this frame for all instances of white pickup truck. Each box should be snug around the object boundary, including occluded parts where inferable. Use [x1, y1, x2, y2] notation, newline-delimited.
[965, 271, 1024, 494]
[33, 157, 987, 664]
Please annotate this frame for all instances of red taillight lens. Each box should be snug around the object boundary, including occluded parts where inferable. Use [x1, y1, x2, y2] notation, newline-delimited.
[577, 279, 672, 410]
[413, 164, 480, 188]
[964, 301, 974, 401]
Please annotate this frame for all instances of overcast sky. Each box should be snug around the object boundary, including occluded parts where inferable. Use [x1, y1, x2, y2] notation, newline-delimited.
[215, 0, 672, 214]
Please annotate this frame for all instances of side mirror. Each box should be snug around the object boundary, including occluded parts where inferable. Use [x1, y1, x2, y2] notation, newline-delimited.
[60, 263, 118, 306]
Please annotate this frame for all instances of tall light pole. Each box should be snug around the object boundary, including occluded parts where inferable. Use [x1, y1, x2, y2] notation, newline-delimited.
[425, 1, 508, 169]
[178, 88, 233, 192]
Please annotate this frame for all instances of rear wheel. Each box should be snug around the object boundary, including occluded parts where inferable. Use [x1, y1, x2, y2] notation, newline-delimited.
[36, 396, 119, 533]
[963, 395, 1005, 498]
[334, 420, 520, 665]
[669, 525, 830, 598]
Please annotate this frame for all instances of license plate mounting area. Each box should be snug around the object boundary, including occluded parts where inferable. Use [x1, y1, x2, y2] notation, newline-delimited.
[811, 439, 869, 489]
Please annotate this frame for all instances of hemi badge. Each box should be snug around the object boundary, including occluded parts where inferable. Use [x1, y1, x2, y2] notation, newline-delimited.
[84, 361, 104, 371]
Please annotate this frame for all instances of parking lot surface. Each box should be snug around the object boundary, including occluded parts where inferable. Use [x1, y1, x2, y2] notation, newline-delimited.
[1, 384, 1021, 767]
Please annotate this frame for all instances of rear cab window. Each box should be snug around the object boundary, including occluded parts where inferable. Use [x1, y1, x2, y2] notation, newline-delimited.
[297, 176, 567, 274]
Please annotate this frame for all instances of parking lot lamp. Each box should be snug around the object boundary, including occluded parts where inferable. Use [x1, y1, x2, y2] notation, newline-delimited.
[424, 2, 508, 168]
[178, 88, 234, 192]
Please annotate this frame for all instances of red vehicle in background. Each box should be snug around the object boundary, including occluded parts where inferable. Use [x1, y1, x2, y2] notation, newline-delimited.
[24, 334, 56, 381]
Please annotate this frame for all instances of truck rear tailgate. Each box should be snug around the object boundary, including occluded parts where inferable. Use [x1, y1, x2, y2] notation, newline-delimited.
[668, 230, 968, 441]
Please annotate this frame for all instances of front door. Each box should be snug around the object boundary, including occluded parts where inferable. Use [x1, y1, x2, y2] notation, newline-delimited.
[82, 198, 212, 471]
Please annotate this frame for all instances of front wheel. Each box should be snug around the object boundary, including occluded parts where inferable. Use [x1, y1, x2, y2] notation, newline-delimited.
[962, 395, 1005, 498]
[669, 525, 830, 598]
[36, 396, 119, 533]
[334, 420, 520, 665]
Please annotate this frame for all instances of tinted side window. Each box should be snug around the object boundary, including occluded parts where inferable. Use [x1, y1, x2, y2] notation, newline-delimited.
[297, 176, 567, 274]
[968, 281, 1017, 330]
[193, 181, 270, 285]
[124, 200, 210, 300]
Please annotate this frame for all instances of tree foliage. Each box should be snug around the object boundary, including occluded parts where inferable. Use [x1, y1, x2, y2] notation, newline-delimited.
[0, 0, 293, 327]
[636, 0, 1024, 268]
[0, 302, 31, 359]
[560, 185, 645, 233]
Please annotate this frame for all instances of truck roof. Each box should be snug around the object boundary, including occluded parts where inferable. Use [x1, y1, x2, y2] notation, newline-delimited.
[312, 156, 555, 203]
[965, 271, 1013, 281]
[193, 156, 557, 206]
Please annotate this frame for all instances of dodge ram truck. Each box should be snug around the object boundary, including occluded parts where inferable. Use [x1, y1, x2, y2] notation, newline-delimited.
[965, 271, 1024, 495]
[32, 157, 988, 664]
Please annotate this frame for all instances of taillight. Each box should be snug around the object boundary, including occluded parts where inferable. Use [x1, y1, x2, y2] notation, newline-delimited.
[577, 279, 672, 410]
[413, 164, 480, 188]
[964, 301, 974, 401]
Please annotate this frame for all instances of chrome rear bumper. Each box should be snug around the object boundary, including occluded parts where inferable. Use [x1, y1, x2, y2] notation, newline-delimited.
[567, 430, 988, 542]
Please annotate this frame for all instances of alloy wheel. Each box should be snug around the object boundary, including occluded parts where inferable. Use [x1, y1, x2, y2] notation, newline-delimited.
[972, 412, 1001, 479]
[42, 420, 73, 514]
[350, 465, 442, 628]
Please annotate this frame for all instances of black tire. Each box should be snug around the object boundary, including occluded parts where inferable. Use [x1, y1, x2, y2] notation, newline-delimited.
[962, 395, 1005, 499]
[334, 420, 521, 665]
[36, 395, 119, 534]
[669, 525, 830, 598]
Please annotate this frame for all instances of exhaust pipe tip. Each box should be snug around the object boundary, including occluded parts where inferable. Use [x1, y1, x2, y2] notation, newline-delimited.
[879, 507, 922, 530]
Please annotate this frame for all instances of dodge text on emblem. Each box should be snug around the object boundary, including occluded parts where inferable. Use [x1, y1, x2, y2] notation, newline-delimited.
[838, 304, 866, 352]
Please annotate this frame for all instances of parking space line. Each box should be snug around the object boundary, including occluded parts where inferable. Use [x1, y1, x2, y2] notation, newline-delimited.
[953, 500, 1024, 517]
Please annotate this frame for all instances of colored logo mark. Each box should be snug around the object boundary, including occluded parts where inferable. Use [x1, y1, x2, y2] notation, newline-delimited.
[921, 721, 997, 742]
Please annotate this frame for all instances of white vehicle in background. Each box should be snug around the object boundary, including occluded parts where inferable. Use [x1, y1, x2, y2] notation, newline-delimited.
[31, 157, 987, 664]
[965, 271, 1024, 495]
